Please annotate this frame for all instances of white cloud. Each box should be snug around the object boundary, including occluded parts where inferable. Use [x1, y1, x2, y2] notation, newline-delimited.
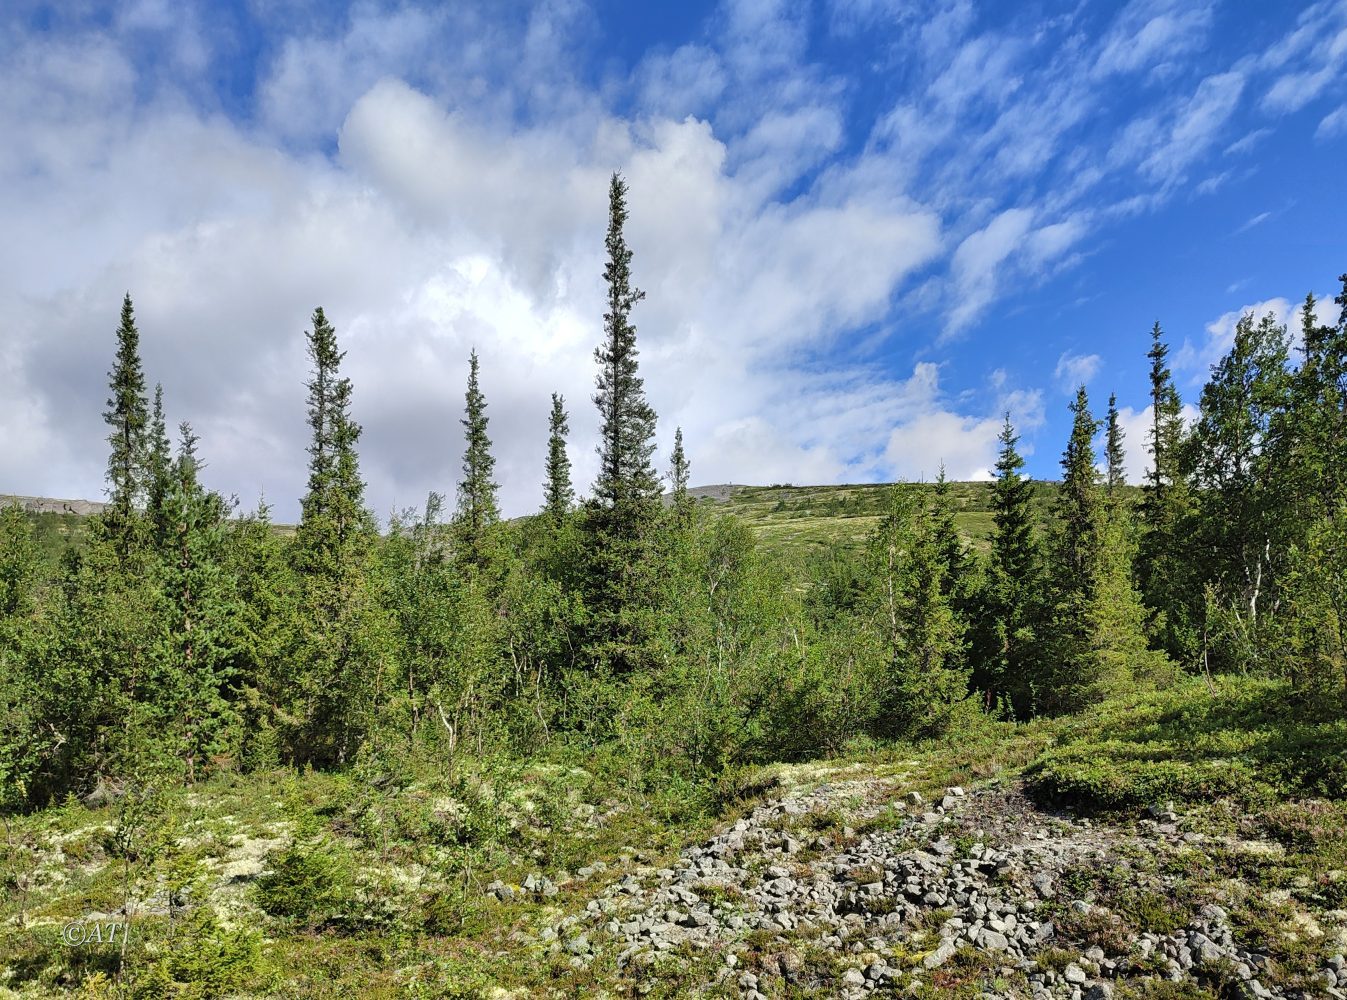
[944, 208, 1035, 336]
[883, 368, 1044, 482]
[0, 18, 946, 519]
[1094, 0, 1214, 78]
[2, 0, 1340, 516]
[1318, 104, 1347, 139]
[1053, 352, 1102, 393]
[1139, 71, 1245, 184]
[1235, 210, 1272, 233]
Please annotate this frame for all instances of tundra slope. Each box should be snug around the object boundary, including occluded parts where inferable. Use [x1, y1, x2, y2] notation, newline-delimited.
[527, 765, 1347, 999]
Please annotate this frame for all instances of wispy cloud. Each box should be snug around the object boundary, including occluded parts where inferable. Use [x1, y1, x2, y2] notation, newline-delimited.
[1053, 352, 1102, 394]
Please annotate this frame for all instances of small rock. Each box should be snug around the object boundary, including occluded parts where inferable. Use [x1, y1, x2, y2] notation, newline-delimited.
[924, 942, 958, 969]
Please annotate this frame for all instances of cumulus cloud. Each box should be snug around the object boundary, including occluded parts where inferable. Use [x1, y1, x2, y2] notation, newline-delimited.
[884, 367, 1045, 483]
[0, 0, 1338, 517]
[1053, 352, 1102, 393]
[0, 6, 950, 519]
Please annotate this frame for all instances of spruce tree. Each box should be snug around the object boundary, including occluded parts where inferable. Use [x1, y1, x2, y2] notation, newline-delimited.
[1105, 392, 1126, 497]
[295, 307, 375, 572]
[454, 350, 500, 567]
[543, 392, 574, 520]
[932, 463, 972, 605]
[1137, 322, 1197, 662]
[592, 173, 660, 510]
[582, 173, 664, 673]
[971, 415, 1040, 713]
[101, 293, 151, 561]
[146, 383, 173, 553]
[1045, 387, 1157, 712]
[290, 307, 382, 765]
[866, 488, 967, 738]
[157, 423, 238, 783]
[1055, 387, 1104, 593]
[669, 427, 692, 526]
[1043, 388, 1106, 712]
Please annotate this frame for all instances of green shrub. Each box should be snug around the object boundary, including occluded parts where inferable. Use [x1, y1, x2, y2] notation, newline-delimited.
[133, 907, 265, 998]
[1031, 743, 1264, 811]
[253, 839, 353, 925]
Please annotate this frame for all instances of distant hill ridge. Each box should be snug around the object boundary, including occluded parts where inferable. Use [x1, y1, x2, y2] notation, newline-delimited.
[1, 494, 107, 516]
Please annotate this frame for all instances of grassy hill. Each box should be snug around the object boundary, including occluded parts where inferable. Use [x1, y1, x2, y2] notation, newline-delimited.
[8, 480, 1148, 569]
[691, 480, 1105, 563]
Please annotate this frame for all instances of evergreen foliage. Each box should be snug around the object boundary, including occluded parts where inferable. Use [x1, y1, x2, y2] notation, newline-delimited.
[101, 293, 151, 562]
[454, 350, 500, 567]
[3, 179, 1345, 840]
[146, 383, 173, 552]
[669, 426, 692, 527]
[972, 415, 1040, 714]
[543, 392, 573, 520]
[1137, 322, 1197, 663]
[289, 307, 385, 767]
[582, 173, 664, 674]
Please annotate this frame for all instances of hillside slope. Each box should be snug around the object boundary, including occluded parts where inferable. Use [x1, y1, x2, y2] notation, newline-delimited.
[3, 678, 1344, 998]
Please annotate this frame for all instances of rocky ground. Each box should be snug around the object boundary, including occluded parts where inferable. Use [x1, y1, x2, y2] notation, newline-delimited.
[510, 767, 1347, 999]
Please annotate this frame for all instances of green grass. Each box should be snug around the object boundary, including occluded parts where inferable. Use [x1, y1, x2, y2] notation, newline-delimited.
[699, 480, 1108, 563]
[3, 675, 1344, 997]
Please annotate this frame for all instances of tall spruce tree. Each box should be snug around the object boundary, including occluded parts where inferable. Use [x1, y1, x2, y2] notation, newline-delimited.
[295, 307, 375, 571]
[582, 173, 664, 673]
[1137, 322, 1197, 661]
[543, 392, 574, 520]
[1054, 387, 1105, 592]
[1044, 387, 1161, 713]
[971, 415, 1040, 713]
[454, 349, 500, 566]
[669, 427, 692, 526]
[1105, 393, 1126, 497]
[146, 383, 173, 553]
[591, 173, 660, 510]
[157, 423, 238, 783]
[1043, 388, 1110, 712]
[101, 293, 151, 561]
[290, 307, 382, 765]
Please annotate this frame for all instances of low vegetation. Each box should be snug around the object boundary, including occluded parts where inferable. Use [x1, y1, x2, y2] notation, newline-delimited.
[2, 177, 1345, 995]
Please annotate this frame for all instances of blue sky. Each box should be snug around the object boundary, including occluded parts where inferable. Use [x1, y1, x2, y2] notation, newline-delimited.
[2, 0, 1345, 519]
